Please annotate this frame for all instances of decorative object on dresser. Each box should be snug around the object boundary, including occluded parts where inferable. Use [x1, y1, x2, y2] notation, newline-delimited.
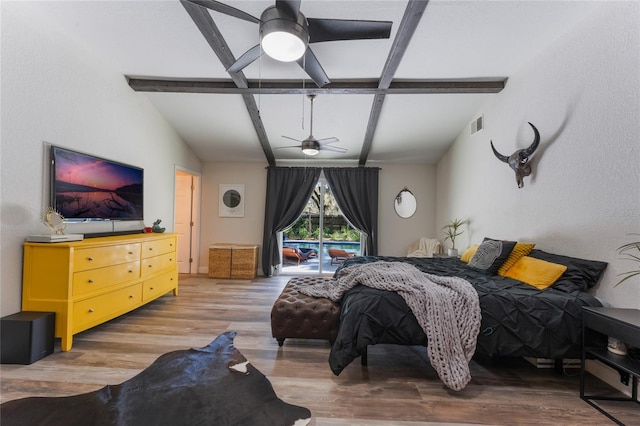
[490, 122, 540, 188]
[25, 209, 83, 243]
[0, 332, 311, 426]
[22, 233, 178, 351]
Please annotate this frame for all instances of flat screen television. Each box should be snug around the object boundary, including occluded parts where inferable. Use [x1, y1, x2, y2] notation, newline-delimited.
[50, 146, 144, 221]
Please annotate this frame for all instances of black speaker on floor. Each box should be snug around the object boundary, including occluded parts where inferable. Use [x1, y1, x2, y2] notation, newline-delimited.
[1, 311, 55, 364]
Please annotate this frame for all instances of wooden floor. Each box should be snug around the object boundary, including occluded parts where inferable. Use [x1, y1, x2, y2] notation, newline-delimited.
[1, 274, 636, 425]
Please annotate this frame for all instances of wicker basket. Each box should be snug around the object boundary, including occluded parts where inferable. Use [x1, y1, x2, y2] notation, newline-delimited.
[231, 245, 259, 279]
[208, 244, 259, 279]
[208, 244, 233, 278]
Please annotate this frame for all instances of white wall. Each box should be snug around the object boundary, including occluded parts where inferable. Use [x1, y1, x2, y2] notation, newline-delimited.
[378, 164, 437, 256]
[199, 162, 268, 273]
[436, 2, 640, 308]
[198, 162, 437, 273]
[0, 3, 201, 315]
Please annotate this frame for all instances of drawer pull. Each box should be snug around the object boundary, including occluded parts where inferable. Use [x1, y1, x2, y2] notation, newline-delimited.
[129, 270, 133, 273]
[148, 265, 153, 268]
[150, 287, 155, 290]
[87, 257, 94, 262]
[129, 251, 134, 255]
[129, 295, 134, 299]
[148, 247, 153, 251]
[88, 308, 94, 313]
[88, 279, 94, 283]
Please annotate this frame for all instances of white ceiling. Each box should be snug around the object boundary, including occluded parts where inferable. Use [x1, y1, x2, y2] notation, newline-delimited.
[33, 0, 601, 165]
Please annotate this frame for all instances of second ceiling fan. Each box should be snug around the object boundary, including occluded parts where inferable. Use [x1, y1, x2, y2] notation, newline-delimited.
[187, 0, 393, 87]
[278, 94, 347, 156]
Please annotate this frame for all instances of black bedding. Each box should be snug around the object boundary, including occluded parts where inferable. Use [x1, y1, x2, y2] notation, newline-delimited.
[330, 255, 603, 374]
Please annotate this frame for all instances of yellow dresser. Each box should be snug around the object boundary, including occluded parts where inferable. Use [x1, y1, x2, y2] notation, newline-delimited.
[22, 233, 178, 351]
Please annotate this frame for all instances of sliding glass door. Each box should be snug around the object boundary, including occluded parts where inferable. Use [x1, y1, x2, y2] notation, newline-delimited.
[282, 177, 361, 274]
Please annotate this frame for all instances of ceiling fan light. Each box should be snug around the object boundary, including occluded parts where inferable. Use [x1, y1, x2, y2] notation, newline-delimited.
[260, 6, 309, 62]
[261, 31, 306, 62]
[301, 147, 320, 156]
[301, 139, 320, 156]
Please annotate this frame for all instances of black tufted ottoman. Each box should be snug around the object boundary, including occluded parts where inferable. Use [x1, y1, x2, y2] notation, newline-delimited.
[270, 276, 341, 346]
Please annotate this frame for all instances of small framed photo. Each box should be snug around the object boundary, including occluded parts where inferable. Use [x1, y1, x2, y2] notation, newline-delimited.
[219, 184, 244, 217]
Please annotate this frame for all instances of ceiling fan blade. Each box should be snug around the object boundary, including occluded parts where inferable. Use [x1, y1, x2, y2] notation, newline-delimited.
[307, 18, 392, 43]
[320, 145, 348, 153]
[274, 145, 302, 150]
[275, 0, 301, 20]
[227, 44, 263, 73]
[317, 137, 339, 145]
[296, 48, 330, 87]
[185, 0, 260, 24]
[281, 135, 304, 143]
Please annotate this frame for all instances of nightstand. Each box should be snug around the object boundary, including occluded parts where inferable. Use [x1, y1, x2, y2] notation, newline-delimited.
[581, 307, 640, 425]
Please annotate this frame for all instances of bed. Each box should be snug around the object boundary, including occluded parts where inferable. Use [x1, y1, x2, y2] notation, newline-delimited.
[327, 245, 607, 382]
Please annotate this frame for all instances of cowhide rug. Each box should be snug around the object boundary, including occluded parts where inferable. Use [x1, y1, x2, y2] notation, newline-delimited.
[1, 331, 311, 426]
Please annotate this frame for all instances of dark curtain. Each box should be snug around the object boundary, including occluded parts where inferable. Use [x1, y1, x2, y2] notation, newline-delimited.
[261, 166, 321, 277]
[323, 167, 379, 256]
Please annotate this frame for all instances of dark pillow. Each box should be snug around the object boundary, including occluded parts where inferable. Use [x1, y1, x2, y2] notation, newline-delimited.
[468, 238, 517, 275]
[528, 249, 608, 292]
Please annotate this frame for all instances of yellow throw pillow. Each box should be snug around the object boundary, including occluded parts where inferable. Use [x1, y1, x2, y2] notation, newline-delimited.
[504, 256, 568, 289]
[498, 242, 536, 276]
[460, 245, 478, 263]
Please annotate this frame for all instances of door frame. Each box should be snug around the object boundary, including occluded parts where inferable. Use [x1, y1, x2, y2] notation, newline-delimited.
[174, 166, 201, 274]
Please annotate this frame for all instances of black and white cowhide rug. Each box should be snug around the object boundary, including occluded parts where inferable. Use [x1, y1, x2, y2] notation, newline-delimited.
[1, 331, 311, 426]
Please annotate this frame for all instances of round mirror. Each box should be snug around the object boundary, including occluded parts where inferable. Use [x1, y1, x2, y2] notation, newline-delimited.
[394, 188, 417, 219]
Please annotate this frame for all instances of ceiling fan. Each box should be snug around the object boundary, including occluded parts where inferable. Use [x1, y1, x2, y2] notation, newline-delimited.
[277, 94, 347, 156]
[186, 0, 393, 87]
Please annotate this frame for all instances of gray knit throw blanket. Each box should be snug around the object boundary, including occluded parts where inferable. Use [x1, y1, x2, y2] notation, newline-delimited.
[298, 261, 481, 391]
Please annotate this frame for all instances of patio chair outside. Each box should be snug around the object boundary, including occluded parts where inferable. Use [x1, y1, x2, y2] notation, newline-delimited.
[328, 249, 356, 265]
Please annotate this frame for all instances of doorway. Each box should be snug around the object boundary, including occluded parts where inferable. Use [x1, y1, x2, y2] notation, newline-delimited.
[282, 178, 361, 275]
[174, 168, 200, 274]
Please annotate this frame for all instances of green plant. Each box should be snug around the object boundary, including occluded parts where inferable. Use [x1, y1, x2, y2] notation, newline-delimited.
[442, 218, 467, 250]
[615, 233, 640, 286]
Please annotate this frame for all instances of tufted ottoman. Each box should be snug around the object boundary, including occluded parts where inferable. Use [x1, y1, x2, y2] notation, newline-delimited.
[270, 276, 341, 346]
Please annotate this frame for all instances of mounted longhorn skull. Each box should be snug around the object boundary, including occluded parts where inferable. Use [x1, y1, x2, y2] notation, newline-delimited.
[490, 122, 540, 188]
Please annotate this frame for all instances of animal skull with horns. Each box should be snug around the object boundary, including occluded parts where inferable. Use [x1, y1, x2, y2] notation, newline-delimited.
[490, 122, 540, 188]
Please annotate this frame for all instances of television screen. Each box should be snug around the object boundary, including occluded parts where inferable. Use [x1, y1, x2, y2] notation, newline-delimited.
[51, 146, 143, 221]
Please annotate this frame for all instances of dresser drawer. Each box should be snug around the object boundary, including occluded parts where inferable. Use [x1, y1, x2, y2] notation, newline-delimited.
[73, 244, 141, 272]
[141, 252, 176, 277]
[143, 271, 178, 302]
[73, 283, 142, 332]
[73, 261, 141, 297]
[141, 237, 176, 259]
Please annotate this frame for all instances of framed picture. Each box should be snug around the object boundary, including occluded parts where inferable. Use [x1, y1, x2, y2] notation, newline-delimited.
[219, 184, 245, 217]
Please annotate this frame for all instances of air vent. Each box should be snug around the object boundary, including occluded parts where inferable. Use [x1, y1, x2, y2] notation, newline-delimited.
[470, 115, 484, 134]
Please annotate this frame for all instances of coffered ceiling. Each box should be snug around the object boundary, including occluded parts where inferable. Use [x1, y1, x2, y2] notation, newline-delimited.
[30, 1, 601, 165]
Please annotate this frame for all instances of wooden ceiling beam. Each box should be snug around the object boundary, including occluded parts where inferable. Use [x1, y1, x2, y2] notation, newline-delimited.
[127, 78, 506, 95]
[359, 0, 430, 166]
[180, 0, 276, 166]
